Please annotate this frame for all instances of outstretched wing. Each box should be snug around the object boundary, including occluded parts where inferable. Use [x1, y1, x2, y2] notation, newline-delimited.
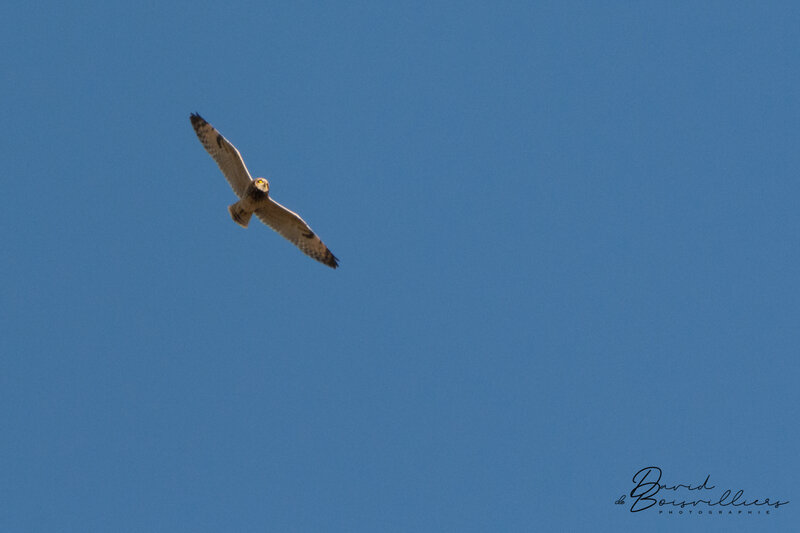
[190, 113, 252, 198]
[255, 199, 339, 269]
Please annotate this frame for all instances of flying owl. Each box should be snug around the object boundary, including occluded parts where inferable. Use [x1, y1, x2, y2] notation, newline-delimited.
[190, 113, 338, 269]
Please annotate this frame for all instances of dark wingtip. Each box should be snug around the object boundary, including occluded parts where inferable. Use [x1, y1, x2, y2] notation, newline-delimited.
[190, 112, 205, 125]
[325, 251, 339, 269]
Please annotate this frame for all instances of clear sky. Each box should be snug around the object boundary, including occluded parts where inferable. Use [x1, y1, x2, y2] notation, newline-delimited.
[1, 1, 798, 531]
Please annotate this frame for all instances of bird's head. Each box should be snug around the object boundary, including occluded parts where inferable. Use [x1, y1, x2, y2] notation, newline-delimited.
[254, 178, 270, 194]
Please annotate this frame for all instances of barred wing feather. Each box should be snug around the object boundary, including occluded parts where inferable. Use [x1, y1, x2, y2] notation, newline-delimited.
[255, 199, 339, 269]
[190, 113, 252, 198]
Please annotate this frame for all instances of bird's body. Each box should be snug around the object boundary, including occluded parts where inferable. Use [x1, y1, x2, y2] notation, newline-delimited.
[190, 113, 339, 268]
[229, 178, 270, 228]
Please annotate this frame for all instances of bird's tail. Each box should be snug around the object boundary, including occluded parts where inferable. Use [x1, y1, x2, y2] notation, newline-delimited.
[228, 202, 253, 228]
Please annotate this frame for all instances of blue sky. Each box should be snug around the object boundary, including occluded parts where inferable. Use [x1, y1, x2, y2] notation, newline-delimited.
[1, 1, 798, 531]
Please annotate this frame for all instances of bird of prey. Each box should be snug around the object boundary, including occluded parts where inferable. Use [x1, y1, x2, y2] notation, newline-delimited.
[190, 113, 338, 269]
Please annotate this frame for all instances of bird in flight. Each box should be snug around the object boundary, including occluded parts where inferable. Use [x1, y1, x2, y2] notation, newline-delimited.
[190, 113, 339, 269]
